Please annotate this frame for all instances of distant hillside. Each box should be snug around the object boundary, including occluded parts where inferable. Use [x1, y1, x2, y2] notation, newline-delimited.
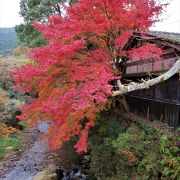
[0, 28, 17, 56]
[151, 30, 180, 39]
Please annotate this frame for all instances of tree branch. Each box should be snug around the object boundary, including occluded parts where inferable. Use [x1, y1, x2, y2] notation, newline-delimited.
[112, 59, 180, 96]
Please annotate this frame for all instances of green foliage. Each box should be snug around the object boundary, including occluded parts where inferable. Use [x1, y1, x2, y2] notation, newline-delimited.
[14, 51, 21, 57]
[0, 91, 7, 119]
[92, 110, 126, 138]
[89, 111, 128, 179]
[19, 0, 67, 22]
[90, 139, 119, 179]
[0, 69, 28, 101]
[89, 113, 180, 180]
[0, 135, 22, 159]
[15, 24, 47, 48]
[0, 63, 29, 127]
[112, 124, 162, 179]
[16, 0, 69, 48]
[160, 135, 180, 179]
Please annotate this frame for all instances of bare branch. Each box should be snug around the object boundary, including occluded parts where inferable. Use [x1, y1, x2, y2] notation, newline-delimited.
[112, 59, 180, 96]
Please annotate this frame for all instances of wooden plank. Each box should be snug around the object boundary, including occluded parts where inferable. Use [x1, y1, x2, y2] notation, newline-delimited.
[137, 62, 153, 73]
[137, 63, 145, 73]
[144, 62, 153, 73]
[162, 48, 175, 55]
[152, 60, 163, 72]
[177, 75, 180, 104]
[136, 41, 142, 48]
[163, 57, 178, 70]
[126, 95, 180, 128]
[126, 65, 138, 74]
[126, 57, 178, 74]
[131, 58, 141, 63]
[162, 52, 176, 59]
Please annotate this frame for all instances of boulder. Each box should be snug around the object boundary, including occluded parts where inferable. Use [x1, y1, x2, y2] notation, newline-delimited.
[33, 169, 58, 180]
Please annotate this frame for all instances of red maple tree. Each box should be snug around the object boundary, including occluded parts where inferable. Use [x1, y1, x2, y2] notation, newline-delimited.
[14, 0, 166, 152]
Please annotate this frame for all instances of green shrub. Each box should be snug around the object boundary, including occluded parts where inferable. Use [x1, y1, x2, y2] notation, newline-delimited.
[89, 113, 180, 180]
[111, 124, 163, 179]
[89, 111, 128, 179]
[160, 135, 180, 179]
[0, 66, 29, 128]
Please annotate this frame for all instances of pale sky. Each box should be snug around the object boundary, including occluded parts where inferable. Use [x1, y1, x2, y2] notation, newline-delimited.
[150, 0, 180, 33]
[0, 0, 180, 33]
[0, 0, 23, 27]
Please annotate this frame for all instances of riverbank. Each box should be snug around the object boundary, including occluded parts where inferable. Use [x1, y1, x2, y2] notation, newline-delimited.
[0, 54, 90, 179]
[0, 122, 89, 180]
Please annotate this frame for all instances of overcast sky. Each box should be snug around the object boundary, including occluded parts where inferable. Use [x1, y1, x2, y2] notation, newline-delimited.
[0, 0, 23, 28]
[0, 0, 180, 33]
[150, 0, 180, 33]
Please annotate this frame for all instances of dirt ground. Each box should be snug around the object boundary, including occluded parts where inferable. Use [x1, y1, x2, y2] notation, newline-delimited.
[0, 124, 87, 179]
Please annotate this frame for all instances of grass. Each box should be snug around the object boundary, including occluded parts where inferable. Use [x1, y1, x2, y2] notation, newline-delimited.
[0, 135, 22, 159]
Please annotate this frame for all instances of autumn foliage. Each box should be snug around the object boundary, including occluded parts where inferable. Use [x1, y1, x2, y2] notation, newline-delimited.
[13, 0, 165, 152]
[0, 123, 20, 138]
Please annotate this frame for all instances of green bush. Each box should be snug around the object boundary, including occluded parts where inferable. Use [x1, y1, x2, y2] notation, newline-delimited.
[0, 68, 29, 128]
[159, 135, 180, 179]
[112, 124, 162, 179]
[89, 111, 128, 179]
[89, 113, 180, 180]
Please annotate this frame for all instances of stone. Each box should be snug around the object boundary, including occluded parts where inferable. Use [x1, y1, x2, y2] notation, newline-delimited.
[5, 147, 13, 152]
[83, 155, 90, 161]
[0, 164, 3, 170]
[33, 169, 59, 180]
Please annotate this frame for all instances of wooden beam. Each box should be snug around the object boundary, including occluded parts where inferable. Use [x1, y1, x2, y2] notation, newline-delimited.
[112, 59, 180, 96]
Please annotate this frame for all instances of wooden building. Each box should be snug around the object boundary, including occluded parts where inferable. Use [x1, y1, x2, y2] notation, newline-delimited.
[124, 31, 180, 128]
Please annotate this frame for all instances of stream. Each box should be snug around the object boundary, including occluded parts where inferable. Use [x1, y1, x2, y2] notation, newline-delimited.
[2, 122, 49, 180]
[1, 122, 89, 180]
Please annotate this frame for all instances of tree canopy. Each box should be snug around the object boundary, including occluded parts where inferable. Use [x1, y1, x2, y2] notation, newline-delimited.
[16, 0, 70, 47]
[14, 0, 167, 152]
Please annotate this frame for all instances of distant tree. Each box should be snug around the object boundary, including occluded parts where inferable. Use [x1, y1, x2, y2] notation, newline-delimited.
[15, 24, 47, 48]
[16, 0, 72, 47]
[19, 0, 66, 22]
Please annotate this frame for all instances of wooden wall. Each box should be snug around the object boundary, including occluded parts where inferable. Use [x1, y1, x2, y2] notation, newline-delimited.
[126, 75, 180, 128]
[126, 96, 179, 128]
[125, 38, 180, 75]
